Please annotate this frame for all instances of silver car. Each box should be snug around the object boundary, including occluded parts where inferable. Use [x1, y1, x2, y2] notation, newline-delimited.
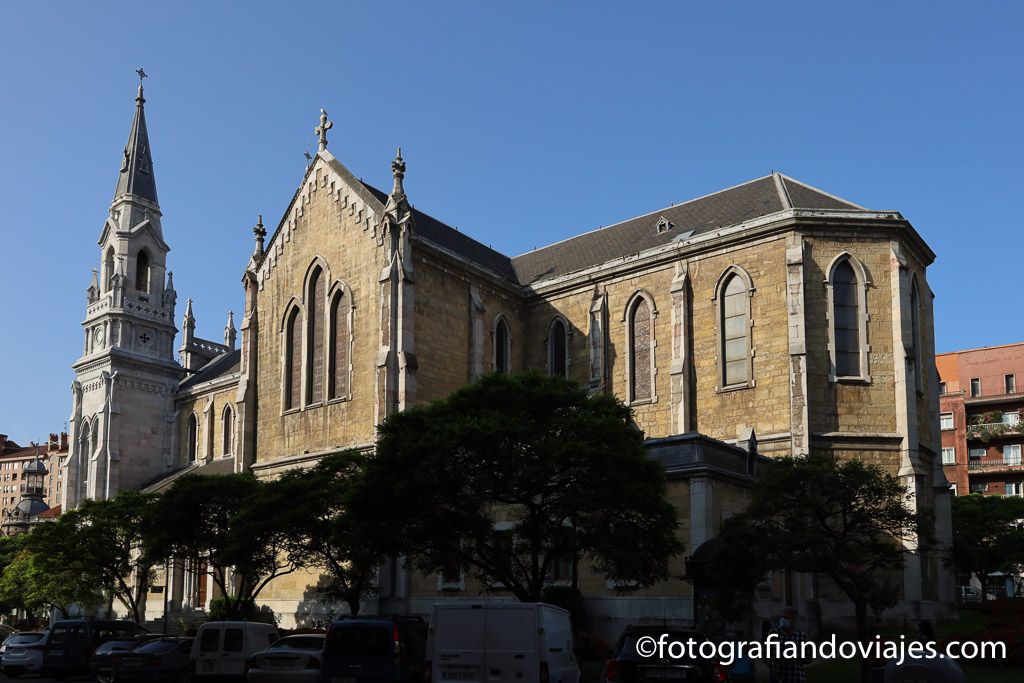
[246, 633, 325, 682]
[1, 631, 48, 677]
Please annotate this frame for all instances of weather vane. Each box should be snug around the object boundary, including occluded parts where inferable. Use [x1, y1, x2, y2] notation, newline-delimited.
[136, 67, 148, 83]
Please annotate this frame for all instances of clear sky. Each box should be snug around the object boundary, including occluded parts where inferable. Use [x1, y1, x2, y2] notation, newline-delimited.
[1, 2, 1022, 444]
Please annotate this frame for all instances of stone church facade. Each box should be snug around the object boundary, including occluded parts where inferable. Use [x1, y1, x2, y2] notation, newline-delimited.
[65, 87, 955, 637]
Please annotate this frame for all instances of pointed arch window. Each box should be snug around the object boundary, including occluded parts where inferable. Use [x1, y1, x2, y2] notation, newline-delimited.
[548, 317, 569, 379]
[186, 413, 198, 463]
[494, 316, 511, 373]
[306, 267, 326, 404]
[716, 268, 753, 390]
[910, 278, 922, 392]
[135, 249, 151, 293]
[285, 307, 303, 410]
[221, 404, 234, 457]
[104, 247, 115, 292]
[627, 293, 655, 403]
[329, 288, 351, 400]
[79, 419, 92, 459]
[826, 255, 871, 381]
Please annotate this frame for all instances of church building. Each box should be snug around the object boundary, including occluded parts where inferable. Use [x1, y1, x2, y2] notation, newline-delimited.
[64, 84, 955, 637]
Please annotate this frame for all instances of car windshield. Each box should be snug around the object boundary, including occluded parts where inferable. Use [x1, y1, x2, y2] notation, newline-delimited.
[327, 624, 391, 656]
[136, 639, 184, 654]
[618, 630, 706, 661]
[271, 635, 324, 651]
[8, 634, 45, 645]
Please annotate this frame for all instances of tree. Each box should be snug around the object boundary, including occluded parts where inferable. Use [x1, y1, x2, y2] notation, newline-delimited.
[145, 473, 305, 617]
[262, 450, 381, 615]
[949, 493, 1024, 598]
[0, 521, 105, 618]
[352, 372, 682, 602]
[715, 454, 925, 683]
[72, 491, 159, 623]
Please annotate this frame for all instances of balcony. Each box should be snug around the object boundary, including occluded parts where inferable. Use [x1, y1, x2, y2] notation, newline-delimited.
[966, 415, 1023, 442]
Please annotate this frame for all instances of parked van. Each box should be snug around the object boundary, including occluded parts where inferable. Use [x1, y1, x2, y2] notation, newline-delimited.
[191, 621, 280, 681]
[320, 616, 427, 683]
[426, 603, 580, 683]
[43, 619, 148, 680]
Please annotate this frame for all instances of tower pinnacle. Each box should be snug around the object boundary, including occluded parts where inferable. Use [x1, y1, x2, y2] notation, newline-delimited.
[114, 71, 158, 204]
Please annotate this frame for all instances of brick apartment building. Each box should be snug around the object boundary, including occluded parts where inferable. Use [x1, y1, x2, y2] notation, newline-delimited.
[0, 432, 68, 523]
[937, 343, 1024, 498]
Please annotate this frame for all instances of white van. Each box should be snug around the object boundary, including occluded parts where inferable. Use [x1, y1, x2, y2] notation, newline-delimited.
[426, 603, 580, 683]
[191, 621, 280, 680]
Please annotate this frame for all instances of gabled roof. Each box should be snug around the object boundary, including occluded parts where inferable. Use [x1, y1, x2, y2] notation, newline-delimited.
[142, 456, 237, 494]
[510, 173, 867, 285]
[179, 349, 241, 391]
[359, 181, 517, 281]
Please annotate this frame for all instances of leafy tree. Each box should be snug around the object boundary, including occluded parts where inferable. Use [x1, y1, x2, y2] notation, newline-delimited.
[145, 473, 304, 616]
[262, 450, 381, 615]
[72, 491, 158, 623]
[715, 454, 925, 683]
[0, 521, 104, 618]
[949, 493, 1024, 598]
[352, 372, 682, 602]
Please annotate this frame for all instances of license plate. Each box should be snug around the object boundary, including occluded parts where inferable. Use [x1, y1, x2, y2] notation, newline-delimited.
[645, 668, 687, 680]
[441, 670, 477, 681]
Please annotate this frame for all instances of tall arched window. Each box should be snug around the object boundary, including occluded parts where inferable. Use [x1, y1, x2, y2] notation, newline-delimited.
[910, 278, 922, 392]
[307, 268, 326, 404]
[329, 290, 350, 400]
[285, 307, 303, 410]
[718, 270, 752, 388]
[186, 414, 198, 463]
[135, 249, 150, 293]
[104, 247, 115, 292]
[628, 295, 654, 402]
[833, 260, 860, 377]
[221, 405, 234, 457]
[494, 317, 511, 373]
[79, 419, 92, 459]
[548, 318, 568, 378]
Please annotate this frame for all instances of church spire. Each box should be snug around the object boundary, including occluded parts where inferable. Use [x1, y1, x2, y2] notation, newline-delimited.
[113, 69, 158, 204]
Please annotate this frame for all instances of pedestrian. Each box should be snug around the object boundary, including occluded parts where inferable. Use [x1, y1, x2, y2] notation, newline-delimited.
[768, 607, 807, 683]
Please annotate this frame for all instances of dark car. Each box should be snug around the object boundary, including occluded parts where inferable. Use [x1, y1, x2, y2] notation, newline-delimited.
[43, 618, 149, 680]
[320, 616, 427, 683]
[603, 627, 727, 683]
[114, 637, 195, 683]
[92, 633, 163, 682]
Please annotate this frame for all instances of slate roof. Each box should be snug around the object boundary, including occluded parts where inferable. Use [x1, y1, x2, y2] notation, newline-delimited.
[510, 174, 867, 285]
[179, 348, 241, 391]
[359, 182, 517, 281]
[142, 456, 237, 494]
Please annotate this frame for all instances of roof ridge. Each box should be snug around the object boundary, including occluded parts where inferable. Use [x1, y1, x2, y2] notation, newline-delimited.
[773, 172, 793, 209]
[780, 174, 867, 210]
[511, 174, 777, 261]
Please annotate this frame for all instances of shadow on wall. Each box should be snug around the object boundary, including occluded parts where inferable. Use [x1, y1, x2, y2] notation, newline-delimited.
[293, 575, 358, 629]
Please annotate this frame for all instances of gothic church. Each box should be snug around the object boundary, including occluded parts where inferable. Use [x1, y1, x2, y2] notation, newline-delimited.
[64, 85, 955, 637]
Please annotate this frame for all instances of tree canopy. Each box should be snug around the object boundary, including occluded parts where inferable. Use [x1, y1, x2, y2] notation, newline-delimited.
[351, 371, 682, 601]
[949, 493, 1024, 597]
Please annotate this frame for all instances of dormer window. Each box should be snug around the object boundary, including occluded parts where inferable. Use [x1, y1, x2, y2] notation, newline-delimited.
[656, 216, 674, 234]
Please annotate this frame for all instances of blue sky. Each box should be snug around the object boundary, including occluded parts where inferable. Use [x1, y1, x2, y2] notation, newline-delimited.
[1, 2, 1022, 444]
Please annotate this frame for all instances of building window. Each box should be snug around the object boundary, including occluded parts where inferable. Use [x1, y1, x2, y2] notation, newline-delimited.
[284, 307, 303, 410]
[328, 289, 350, 400]
[221, 405, 234, 457]
[1004, 444, 1022, 466]
[1006, 374, 1017, 395]
[104, 247, 116, 292]
[969, 447, 986, 459]
[493, 316, 511, 373]
[910, 279, 923, 392]
[548, 317, 569, 379]
[627, 294, 654, 402]
[306, 267, 326, 404]
[940, 413, 954, 430]
[941, 447, 956, 465]
[135, 249, 150, 293]
[939, 382, 947, 395]
[970, 482, 988, 493]
[1006, 482, 1023, 497]
[828, 256, 868, 379]
[717, 268, 753, 389]
[970, 378, 981, 397]
[186, 414, 198, 463]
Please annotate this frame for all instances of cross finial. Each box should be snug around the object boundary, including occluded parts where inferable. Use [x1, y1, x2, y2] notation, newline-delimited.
[135, 68, 147, 102]
[315, 109, 333, 152]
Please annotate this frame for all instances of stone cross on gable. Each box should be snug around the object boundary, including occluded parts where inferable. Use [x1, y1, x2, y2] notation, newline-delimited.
[315, 109, 333, 152]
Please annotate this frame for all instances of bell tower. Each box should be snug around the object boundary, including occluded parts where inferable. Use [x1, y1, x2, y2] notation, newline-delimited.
[65, 75, 184, 508]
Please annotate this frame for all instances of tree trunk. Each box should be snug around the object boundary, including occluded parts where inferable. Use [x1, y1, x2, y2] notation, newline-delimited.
[346, 593, 361, 616]
[854, 600, 872, 683]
